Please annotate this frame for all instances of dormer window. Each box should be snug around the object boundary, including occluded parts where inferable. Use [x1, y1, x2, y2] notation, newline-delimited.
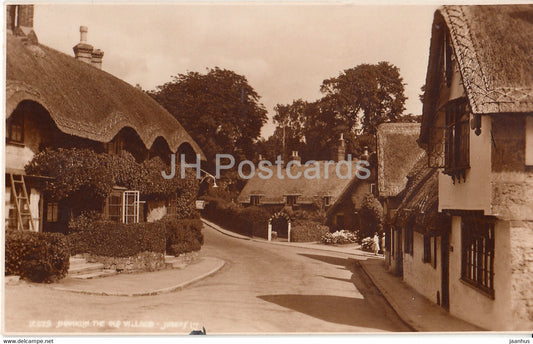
[286, 195, 298, 206]
[444, 98, 470, 182]
[323, 196, 331, 207]
[250, 195, 261, 206]
[7, 114, 24, 144]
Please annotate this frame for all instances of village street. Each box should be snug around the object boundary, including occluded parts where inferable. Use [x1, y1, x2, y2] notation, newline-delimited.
[4, 225, 409, 334]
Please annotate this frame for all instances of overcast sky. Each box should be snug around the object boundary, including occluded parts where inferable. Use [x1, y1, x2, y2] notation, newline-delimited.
[33, 2, 438, 138]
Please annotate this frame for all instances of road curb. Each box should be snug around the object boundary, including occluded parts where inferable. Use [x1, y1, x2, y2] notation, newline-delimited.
[52, 257, 226, 297]
[355, 259, 418, 332]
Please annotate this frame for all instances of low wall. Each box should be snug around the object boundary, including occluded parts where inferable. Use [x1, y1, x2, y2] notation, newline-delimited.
[85, 251, 166, 273]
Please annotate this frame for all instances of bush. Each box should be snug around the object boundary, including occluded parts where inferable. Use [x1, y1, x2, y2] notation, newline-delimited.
[162, 217, 204, 256]
[201, 197, 270, 238]
[359, 193, 384, 238]
[67, 221, 166, 257]
[290, 220, 329, 242]
[5, 231, 70, 283]
[361, 237, 374, 252]
[321, 230, 359, 245]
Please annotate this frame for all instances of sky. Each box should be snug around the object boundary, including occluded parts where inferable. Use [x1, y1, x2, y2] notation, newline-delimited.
[33, 2, 438, 138]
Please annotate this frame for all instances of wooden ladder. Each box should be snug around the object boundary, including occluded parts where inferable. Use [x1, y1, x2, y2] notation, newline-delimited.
[9, 174, 36, 231]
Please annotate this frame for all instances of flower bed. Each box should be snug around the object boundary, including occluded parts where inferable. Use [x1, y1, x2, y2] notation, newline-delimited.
[320, 230, 359, 245]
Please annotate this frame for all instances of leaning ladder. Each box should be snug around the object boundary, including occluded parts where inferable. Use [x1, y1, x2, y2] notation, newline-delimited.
[9, 174, 36, 231]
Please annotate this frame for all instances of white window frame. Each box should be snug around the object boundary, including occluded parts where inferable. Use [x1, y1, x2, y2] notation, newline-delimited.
[122, 190, 140, 224]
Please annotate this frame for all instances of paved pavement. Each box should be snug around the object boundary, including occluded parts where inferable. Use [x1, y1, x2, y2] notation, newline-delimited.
[4, 223, 409, 334]
[358, 258, 484, 332]
[53, 257, 225, 297]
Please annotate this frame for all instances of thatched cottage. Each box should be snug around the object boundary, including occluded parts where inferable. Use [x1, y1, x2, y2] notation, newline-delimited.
[5, 5, 204, 233]
[376, 123, 425, 272]
[401, 5, 533, 330]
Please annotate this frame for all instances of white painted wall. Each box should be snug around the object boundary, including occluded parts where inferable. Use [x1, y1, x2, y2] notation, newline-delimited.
[146, 200, 167, 222]
[448, 216, 513, 330]
[403, 232, 442, 304]
[439, 116, 493, 214]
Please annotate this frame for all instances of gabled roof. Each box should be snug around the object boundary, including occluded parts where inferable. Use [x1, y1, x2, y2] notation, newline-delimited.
[421, 5, 533, 143]
[237, 161, 360, 205]
[376, 123, 425, 198]
[6, 35, 205, 158]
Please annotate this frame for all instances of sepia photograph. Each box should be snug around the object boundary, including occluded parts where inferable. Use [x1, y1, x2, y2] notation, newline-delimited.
[2, 0, 533, 340]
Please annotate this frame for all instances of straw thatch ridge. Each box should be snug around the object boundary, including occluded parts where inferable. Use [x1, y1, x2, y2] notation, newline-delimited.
[376, 123, 425, 198]
[237, 161, 360, 205]
[6, 35, 204, 158]
[421, 5, 533, 143]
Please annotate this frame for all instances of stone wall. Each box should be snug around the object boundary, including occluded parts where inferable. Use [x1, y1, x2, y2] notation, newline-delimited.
[509, 220, 533, 329]
[86, 251, 166, 273]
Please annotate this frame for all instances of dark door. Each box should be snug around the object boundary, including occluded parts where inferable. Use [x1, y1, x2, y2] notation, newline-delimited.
[396, 228, 403, 277]
[441, 232, 450, 311]
[272, 216, 288, 239]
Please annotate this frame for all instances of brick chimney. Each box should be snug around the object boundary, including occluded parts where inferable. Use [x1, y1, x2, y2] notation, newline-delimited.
[91, 49, 104, 69]
[73, 26, 94, 64]
[8, 5, 38, 43]
[337, 133, 346, 161]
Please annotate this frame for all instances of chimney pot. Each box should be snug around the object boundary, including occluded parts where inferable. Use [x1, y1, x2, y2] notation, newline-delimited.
[80, 26, 88, 42]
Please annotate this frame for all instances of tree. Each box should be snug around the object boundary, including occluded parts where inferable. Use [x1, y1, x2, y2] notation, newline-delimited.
[359, 193, 384, 238]
[320, 61, 407, 136]
[148, 67, 268, 168]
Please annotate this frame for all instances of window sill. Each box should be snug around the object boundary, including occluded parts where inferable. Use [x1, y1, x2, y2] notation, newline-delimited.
[459, 278, 495, 300]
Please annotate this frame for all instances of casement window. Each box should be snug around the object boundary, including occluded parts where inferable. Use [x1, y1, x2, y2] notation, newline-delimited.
[167, 195, 178, 217]
[404, 225, 414, 256]
[105, 137, 124, 155]
[105, 189, 140, 223]
[250, 195, 261, 206]
[7, 115, 24, 144]
[46, 202, 59, 223]
[461, 217, 495, 297]
[444, 98, 470, 182]
[286, 195, 298, 206]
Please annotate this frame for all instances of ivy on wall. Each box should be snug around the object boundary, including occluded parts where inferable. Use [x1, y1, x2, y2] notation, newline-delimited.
[25, 148, 199, 215]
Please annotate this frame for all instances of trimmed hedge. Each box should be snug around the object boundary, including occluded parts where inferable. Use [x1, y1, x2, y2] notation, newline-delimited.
[161, 217, 204, 256]
[201, 197, 270, 238]
[68, 221, 166, 257]
[5, 231, 70, 283]
[290, 220, 330, 242]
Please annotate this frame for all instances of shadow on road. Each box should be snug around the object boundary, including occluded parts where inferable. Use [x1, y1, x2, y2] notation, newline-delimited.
[257, 294, 405, 331]
[297, 253, 350, 267]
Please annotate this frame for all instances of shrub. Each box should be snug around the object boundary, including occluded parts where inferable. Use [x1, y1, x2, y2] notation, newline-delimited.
[321, 230, 359, 245]
[5, 231, 70, 283]
[359, 193, 384, 238]
[162, 217, 204, 256]
[201, 197, 270, 238]
[67, 221, 166, 257]
[290, 220, 330, 242]
[361, 237, 374, 252]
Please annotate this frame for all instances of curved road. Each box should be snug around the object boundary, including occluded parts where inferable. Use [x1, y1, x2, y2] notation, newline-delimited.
[4, 224, 409, 334]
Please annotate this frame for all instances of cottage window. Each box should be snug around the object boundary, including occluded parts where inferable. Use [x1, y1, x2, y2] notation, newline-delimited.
[250, 195, 261, 206]
[7, 115, 24, 144]
[461, 217, 495, 297]
[323, 196, 331, 207]
[286, 195, 298, 206]
[105, 189, 140, 223]
[167, 195, 178, 217]
[444, 98, 470, 182]
[46, 202, 59, 223]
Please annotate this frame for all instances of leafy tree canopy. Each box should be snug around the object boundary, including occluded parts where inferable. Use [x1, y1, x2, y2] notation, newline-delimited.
[148, 67, 268, 168]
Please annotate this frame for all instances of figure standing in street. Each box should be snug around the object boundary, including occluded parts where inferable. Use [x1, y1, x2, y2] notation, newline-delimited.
[373, 232, 380, 255]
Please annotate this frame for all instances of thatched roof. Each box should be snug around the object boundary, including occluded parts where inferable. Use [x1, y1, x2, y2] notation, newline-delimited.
[6, 35, 204, 158]
[421, 5, 533, 143]
[376, 123, 425, 198]
[394, 153, 449, 234]
[237, 161, 360, 205]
